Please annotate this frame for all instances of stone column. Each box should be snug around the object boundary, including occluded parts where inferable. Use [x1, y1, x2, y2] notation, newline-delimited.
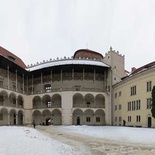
[23, 74, 24, 94]
[41, 73, 43, 93]
[15, 70, 17, 92]
[23, 115, 25, 125]
[83, 68, 85, 81]
[51, 70, 52, 81]
[26, 76, 28, 94]
[72, 69, 74, 80]
[32, 75, 33, 94]
[7, 113, 10, 125]
[93, 114, 96, 125]
[16, 98, 18, 108]
[16, 114, 18, 125]
[94, 69, 96, 83]
[61, 69, 62, 83]
[7, 65, 10, 89]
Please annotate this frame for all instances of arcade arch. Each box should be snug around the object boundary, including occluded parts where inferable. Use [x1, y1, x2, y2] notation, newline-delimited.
[73, 93, 83, 108]
[95, 94, 105, 108]
[72, 109, 83, 125]
[51, 109, 62, 125]
[51, 94, 61, 108]
[33, 96, 41, 109]
[32, 110, 42, 125]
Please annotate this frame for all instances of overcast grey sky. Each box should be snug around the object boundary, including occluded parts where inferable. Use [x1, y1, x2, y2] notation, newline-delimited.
[0, 0, 155, 71]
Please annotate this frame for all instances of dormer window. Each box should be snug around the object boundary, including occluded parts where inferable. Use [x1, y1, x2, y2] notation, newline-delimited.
[8, 56, 15, 62]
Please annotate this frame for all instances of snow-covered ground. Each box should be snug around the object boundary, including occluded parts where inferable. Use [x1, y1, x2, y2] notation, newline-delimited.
[0, 125, 155, 155]
[59, 125, 155, 144]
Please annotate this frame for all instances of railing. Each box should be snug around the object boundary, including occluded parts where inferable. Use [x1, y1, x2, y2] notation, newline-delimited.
[33, 104, 61, 109]
[30, 87, 107, 95]
[73, 104, 105, 108]
[0, 102, 24, 109]
[0, 80, 108, 95]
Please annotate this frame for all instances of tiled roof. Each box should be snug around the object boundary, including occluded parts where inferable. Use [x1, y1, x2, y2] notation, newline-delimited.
[0, 46, 27, 69]
[131, 61, 155, 75]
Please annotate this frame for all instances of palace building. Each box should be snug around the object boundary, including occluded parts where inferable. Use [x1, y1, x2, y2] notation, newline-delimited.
[0, 46, 154, 127]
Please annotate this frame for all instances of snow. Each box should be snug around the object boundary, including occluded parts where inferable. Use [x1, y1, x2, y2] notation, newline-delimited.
[59, 126, 155, 144]
[27, 59, 109, 71]
[0, 126, 85, 155]
[0, 126, 155, 155]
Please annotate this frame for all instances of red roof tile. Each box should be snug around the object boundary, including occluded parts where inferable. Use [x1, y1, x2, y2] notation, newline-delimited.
[0, 46, 27, 69]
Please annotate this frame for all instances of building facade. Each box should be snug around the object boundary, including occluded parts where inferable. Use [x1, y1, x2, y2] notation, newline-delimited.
[0, 46, 125, 126]
[1, 46, 154, 127]
[113, 62, 155, 128]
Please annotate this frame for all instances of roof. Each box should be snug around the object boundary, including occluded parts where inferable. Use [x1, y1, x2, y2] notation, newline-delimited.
[73, 49, 104, 60]
[0, 46, 27, 69]
[130, 61, 155, 75]
[27, 59, 109, 71]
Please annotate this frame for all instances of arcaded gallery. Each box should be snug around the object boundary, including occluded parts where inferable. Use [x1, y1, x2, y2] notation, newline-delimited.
[0, 46, 154, 127]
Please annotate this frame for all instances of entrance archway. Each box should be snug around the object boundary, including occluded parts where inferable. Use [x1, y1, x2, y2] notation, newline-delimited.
[18, 110, 23, 125]
[72, 109, 83, 125]
[32, 110, 42, 125]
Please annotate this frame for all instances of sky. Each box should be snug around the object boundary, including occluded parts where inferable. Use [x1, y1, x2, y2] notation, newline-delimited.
[0, 0, 155, 71]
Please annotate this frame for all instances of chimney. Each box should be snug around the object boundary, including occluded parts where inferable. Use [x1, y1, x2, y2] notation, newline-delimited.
[131, 67, 136, 72]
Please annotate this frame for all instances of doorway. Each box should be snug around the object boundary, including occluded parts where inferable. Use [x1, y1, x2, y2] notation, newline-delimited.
[77, 117, 80, 125]
[148, 117, 152, 128]
[14, 114, 16, 125]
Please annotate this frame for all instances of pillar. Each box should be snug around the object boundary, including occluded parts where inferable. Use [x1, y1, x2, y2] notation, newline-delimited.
[72, 68, 74, 80]
[32, 75, 33, 94]
[7, 113, 10, 125]
[41, 73, 43, 93]
[16, 114, 18, 125]
[15, 70, 17, 92]
[7, 65, 10, 89]
[23, 74, 24, 94]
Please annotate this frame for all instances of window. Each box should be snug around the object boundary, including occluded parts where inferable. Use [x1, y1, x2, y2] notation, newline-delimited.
[133, 101, 136, 110]
[137, 100, 141, 110]
[127, 102, 131, 111]
[96, 117, 100, 122]
[128, 116, 131, 122]
[136, 115, 141, 122]
[0, 96, 3, 102]
[115, 117, 117, 122]
[147, 98, 152, 109]
[115, 105, 117, 110]
[115, 93, 117, 98]
[147, 81, 152, 92]
[47, 101, 51, 108]
[44, 84, 51, 93]
[87, 102, 90, 107]
[119, 104, 122, 110]
[119, 117, 122, 122]
[119, 91, 122, 97]
[132, 101, 134, 110]
[131, 86, 136, 96]
[86, 117, 91, 122]
[8, 55, 15, 62]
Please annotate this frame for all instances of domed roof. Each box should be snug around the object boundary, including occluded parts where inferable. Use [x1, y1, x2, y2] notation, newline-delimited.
[0, 46, 27, 69]
[73, 49, 103, 60]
